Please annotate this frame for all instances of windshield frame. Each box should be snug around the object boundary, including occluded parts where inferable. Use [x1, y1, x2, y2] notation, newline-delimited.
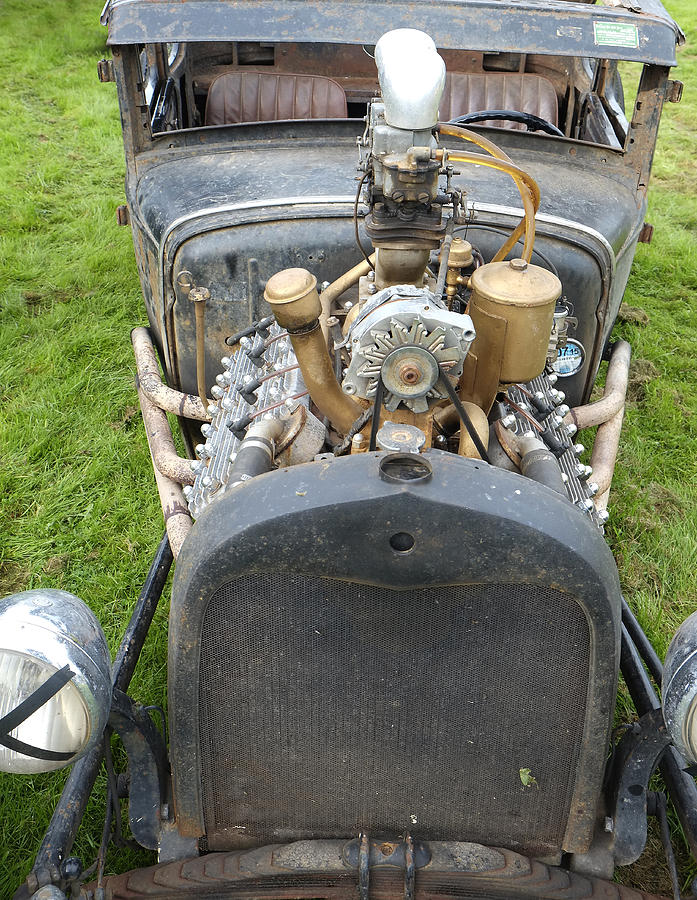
[103, 0, 681, 67]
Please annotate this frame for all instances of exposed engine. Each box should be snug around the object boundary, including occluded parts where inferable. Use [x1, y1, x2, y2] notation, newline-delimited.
[185, 28, 601, 526]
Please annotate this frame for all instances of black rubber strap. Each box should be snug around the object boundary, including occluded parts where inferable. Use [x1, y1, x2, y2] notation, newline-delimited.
[0, 663, 76, 762]
[368, 376, 385, 452]
[438, 372, 491, 464]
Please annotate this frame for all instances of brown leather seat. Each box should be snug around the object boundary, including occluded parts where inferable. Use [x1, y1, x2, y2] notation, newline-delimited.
[205, 71, 348, 125]
[440, 72, 558, 129]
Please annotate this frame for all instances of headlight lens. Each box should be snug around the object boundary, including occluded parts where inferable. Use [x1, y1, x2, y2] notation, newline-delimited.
[0, 589, 111, 774]
[0, 651, 91, 773]
[663, 610, 697, 764]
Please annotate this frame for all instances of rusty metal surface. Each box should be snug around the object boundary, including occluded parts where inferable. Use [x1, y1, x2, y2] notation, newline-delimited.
[132, 326, 210, 421]
[91, 838, 671, 898]
[564, 339, 631, 431]
[592, 399, 625, 511]
[104, 0, 680, 66]
[136, 384, 193, 557]
[136, 381, 195, 485]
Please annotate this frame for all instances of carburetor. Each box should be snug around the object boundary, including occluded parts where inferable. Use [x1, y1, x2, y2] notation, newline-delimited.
[358, 30, 457, 291]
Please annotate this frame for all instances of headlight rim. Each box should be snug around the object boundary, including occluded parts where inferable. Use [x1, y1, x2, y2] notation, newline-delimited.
[663, 611, 697, 765]
[0, 589, 112, 774]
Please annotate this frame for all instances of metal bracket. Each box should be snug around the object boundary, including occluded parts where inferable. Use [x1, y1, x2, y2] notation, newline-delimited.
[97, 58, 115, 83]
[667, 80, 684, 103]
[607, 707, 672, 866]
[108, 689, 170, 850]
[358, 833, 370, 900]
[638, 222, 654, 244]
[344, 834, 431, 900]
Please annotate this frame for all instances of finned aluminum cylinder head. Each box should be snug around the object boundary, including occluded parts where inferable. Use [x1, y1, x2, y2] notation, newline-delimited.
[375, 29, 446, 130]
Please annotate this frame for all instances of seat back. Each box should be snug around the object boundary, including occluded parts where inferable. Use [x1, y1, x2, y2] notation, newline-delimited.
[440, 72, 559, 129]
[205, 71, 348, 125]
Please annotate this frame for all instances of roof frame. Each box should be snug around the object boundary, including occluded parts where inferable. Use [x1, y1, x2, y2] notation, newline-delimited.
[104, 0, 681, 66]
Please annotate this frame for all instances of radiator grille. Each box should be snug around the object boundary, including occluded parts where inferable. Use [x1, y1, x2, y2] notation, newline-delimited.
[198, 576, 590, 854]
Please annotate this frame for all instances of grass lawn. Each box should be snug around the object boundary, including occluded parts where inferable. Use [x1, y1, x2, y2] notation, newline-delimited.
[0, 0, 695, 895]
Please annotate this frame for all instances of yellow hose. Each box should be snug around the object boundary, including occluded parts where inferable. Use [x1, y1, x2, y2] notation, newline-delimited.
[437, 123, 540, 263]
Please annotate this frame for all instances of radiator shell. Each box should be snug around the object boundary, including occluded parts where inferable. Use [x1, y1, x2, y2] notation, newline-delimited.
[170, 451, 621, 855]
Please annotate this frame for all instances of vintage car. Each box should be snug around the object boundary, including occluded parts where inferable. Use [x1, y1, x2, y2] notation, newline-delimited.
[2, 0, 695, 897]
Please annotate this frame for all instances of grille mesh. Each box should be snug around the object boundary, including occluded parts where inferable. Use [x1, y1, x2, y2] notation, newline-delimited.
[198, 576, 589, 853]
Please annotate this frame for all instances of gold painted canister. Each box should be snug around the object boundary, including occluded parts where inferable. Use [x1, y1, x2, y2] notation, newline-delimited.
[468, 258, 561, 384]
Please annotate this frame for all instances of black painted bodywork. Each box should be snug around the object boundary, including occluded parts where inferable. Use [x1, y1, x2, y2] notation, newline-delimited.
[132, 123, 637, 409]
[170, 451, 622, 856]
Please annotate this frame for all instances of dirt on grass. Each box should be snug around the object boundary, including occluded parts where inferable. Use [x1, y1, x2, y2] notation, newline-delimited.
[627, 359, 660, 403]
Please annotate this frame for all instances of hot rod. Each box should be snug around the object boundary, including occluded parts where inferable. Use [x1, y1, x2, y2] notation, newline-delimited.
[2, 1, 696, 898]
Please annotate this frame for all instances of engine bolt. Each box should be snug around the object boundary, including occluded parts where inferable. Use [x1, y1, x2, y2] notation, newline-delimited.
[501, 414, 516, 428]
[391, 190, 405, 202]
[548, 372, 559, 384]
[367, 284, 377, 295]
[598, 510, 610, 524]
[557, 404, 570, 418]
[565, 422, 578, 437]
[367, 270, 375, 282]
[587, 482, 599, 496]
[573, 443, 585, 456]
[201, 424, 213, 438]
[417, 191, 431, 204]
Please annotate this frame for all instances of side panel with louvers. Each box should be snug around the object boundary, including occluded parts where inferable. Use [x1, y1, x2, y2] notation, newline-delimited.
[199, 577, 589, 856]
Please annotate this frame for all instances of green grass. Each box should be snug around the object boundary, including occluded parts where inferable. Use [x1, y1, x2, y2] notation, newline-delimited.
[0, 0, 165, 888]
[0, 0, 695, 895]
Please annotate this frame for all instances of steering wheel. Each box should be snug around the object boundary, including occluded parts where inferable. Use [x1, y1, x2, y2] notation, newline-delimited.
[449, 109, 564, 137]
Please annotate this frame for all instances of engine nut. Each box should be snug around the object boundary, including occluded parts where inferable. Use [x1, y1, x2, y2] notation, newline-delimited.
[399, 363, 422, 385]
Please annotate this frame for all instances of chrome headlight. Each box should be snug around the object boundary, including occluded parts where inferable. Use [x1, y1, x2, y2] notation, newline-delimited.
[663, 611, 697, 765]
[0, 589, 111, 774]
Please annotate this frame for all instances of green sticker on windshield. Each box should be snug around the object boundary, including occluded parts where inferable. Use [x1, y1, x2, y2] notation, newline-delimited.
[593, 21, 639, 49]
